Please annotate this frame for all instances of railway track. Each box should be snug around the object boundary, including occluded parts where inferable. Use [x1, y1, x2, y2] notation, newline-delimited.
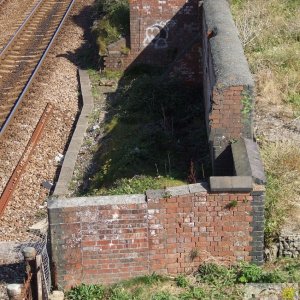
[0, 104, 53, 216]
[0, 0, 75, 137]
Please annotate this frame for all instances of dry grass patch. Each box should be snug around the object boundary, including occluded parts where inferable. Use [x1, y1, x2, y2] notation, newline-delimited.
[232, 0, 300, 244]
[260, 141, 300, 244]
[231, 0, 300, 112]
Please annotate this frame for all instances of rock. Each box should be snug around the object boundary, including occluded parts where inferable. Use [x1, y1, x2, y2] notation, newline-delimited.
[264, 244, 278, 262]
[49, 290, 64, 300]
[29, 218, 48, 235]
[244, 283, 299, 300]
[55, 154, 64, 165]
[42, 181, 53, 190]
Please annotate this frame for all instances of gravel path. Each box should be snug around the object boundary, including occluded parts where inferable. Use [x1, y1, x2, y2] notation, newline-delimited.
[0, 0, 94, 242]
[0, 0, 94, 296]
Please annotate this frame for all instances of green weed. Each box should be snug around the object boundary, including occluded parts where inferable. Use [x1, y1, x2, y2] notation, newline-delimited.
[175, 275, 189, 288]
[81, 66, 209, 195]
[109, 286, 132, 300]
[179, 287, 206, 300]
[197, 263, 237, 286]
[65, 260, 300, 299]
[121, 273, 167, 288]
[236, 263, 263, 283]
[66, 283, 105, 300]
[225, 200, 238, 209]
[282, 287, 297, 300]
[151, 291, 176, 300]
[92, 0, 129, 55]
[231, 0, 300, 113]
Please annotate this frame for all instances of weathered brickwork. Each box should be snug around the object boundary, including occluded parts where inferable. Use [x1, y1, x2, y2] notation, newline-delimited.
[207, 86, 253, 175]
[49, 186, 259, 289]
[202, 1, 255, 175]
[48, 0, 266, 291]
[49, 199, 149, 288]
[104, 0, 202, 83]
[147, 191, 253, 275]
[104, 0, 255, 175]
[251, 188, 265, 264]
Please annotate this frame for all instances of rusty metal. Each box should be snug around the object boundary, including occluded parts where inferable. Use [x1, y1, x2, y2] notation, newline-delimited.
[22, 272, 33, 300]
[0, 104, 53, 217]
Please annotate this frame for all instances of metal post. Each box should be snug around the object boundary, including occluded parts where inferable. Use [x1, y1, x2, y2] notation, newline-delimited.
[23, 247, 37, 300]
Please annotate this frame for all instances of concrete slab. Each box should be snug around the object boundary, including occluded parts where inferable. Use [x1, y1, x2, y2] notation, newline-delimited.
[210, 176, 252, 192]
[53, 69, 94, 196]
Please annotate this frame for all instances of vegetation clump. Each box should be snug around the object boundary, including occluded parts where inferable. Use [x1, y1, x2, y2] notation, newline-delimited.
[79, 66, 209, 196]
[231, 0, 299, 110]
[261, 142, 300, 245]
[231, 0, 300, 244]
[66, 260, 300, 299]
[92, 0, 130, 55]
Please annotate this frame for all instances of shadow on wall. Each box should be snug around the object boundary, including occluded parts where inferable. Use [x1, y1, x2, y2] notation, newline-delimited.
[56, 0, 211, 194]
[106, 0, 203, 84]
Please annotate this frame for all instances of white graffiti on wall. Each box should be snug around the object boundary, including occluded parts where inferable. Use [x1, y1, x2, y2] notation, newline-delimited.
[143, 20, 176, 49]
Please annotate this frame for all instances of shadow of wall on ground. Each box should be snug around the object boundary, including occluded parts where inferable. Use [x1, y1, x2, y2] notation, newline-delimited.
[51, 4, 100, 190]
[53, 1, 210, 195]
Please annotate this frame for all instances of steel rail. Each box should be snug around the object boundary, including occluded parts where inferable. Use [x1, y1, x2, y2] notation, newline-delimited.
[0, 0, 76, 137]
[0, 103, 53, 217]
[0, 0, 44, 56]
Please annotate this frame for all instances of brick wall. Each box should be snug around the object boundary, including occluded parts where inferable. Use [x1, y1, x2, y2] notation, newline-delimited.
[202, 1, 255, 175]
[104, 0, 256, 175]
[49, 184, 263, 289]
[104, 0, 202, 84]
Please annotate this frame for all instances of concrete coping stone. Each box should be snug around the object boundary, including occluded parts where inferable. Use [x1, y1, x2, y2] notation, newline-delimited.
[209, 176, 253, 192]
[203, 0, 254, 88]
[48, 194, 146, 209]
[49, 183, 210, 209]
[53, 69, 94, 196]
[146, 183, 208, 200]
[232, 138, 266, 185]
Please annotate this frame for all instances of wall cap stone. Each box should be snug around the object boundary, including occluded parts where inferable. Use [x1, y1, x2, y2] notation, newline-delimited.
[232, 138, 266, 185]
[146, 183, 208, 200]
[210, 176, 252, 192]
[48, 194, 146, 209]
[203, 0, 254, 88]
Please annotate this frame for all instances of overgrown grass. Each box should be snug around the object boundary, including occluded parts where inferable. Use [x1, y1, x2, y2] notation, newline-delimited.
[260, 142, 300, 244]
[92, 0, 130, 55]
[79, 65, 209, 196]
[231, 0, 300, 111]
[231, 0, 300, 243]
[66, 260, 300, 299]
